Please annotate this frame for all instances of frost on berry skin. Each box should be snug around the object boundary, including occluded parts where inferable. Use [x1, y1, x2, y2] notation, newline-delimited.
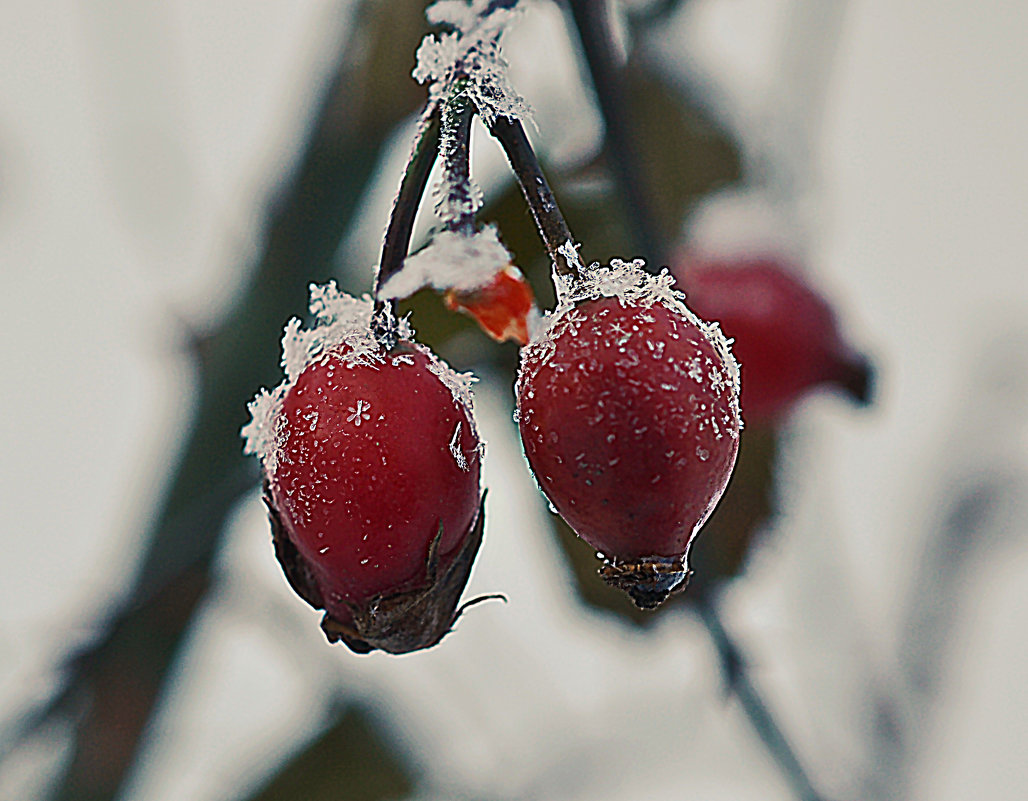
[243, 284, 484, 654]
[677, 255, 872, 422]
[517, 260, 741, 608]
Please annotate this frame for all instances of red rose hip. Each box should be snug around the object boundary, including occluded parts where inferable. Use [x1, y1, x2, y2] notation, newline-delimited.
[243, 284, 484, 653]
[517, 261, 741, 607]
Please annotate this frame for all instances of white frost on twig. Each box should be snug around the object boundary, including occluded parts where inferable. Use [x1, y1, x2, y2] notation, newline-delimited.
[414, 1, 531, 126]
[434, 106, 484, 225]
[380, 226, 512, 300]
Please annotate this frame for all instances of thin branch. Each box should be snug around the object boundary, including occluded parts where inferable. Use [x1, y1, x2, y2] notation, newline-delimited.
[695, 598, 830, 801]
[374, 105, 442, 306]
[565, 0, 666, 266]
[487, 116, 580, 277]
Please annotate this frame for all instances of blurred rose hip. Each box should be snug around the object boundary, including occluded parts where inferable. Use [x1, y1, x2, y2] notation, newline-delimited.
[676, 255, 871, 422]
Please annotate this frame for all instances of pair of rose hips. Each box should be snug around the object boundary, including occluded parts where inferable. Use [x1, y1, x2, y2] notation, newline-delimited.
[244, 256, 860, 654]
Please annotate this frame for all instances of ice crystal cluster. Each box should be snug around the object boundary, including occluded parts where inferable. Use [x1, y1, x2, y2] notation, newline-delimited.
[380, 226, 512, 300]
[531, 257, 743, 429]
[414, 0, 531, 126]
[242, 282, 478, 474]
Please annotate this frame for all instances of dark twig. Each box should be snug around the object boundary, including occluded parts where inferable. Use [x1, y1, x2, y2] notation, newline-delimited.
[374, 105, 442, 310]
[625, 0, 690, 27]
[565, 0, 667, 266]
[483, 0, 523, 16]
[488, 116, 580, 278]
[696, 598, 829, 801]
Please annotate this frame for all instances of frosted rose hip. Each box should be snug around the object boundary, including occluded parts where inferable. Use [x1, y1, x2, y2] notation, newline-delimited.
[243, 285, 484, 654]
[271, 344, 481, 598]
[516, 261, 741, 607]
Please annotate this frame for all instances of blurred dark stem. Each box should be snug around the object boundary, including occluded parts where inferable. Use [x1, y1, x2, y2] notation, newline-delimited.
[565, 0, 667, 266]
[859, 477, 1009, 801]
[488, 116, 580, 277]
[626, 0, 689, 26]
[245, 705, 415, 801]
[484, 0, 523, 14]
[4, 4, 432, 800]
[696, 598, 830, 801]
[374, 105, 441, 313]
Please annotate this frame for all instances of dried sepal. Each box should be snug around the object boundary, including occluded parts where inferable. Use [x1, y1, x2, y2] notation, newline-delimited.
[267, 485, 488, 655]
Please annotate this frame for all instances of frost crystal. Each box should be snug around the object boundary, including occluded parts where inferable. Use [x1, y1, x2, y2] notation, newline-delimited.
[346, 400, 372, 427]
[241, 386, 286, 466]
[414, 1, 531, 126]
[279, 282, 412, 382]
[423, 344, 478, 420]
[449, 422, 470, 471]
[379, 226, 512, 300]
[556, 240, 586, 286]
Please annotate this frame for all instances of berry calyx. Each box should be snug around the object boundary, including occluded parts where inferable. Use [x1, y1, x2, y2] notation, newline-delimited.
[676, 255, 871, 422]
[516, 260, 741, 607]
[243, 284, 484, 654]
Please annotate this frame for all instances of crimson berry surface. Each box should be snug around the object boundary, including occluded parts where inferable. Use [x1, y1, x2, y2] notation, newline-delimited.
[271, 344, 481, 612]
[517, 261, 741, 607]
[243, 284, 483, 654]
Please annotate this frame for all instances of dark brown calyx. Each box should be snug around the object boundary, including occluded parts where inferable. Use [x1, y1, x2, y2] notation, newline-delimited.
[264, 480, 325, 610]
[265, 477, 490, 655]
[598, 555, 691, 609]
[320, 496, 489, 654]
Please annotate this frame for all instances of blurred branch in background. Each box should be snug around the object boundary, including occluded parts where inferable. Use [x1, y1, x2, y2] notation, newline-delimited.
[1, 2, 431, 799]
[246, 705, 414, 801]
[564, 0, 666, 265]
[858, 333, 1028, 801]
[696, 598, 829, 801]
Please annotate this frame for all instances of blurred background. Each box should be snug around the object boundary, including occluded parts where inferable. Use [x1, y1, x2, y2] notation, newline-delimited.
[1, 0, 1026, 799]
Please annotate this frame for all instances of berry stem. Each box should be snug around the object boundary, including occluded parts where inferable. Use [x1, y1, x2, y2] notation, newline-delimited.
[438, 86, 478, 236]
[487, 116, 581, 278]
[696, 598, 830, 801]
[374, 104, 443, 308]
[565, 0, 667, 267]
